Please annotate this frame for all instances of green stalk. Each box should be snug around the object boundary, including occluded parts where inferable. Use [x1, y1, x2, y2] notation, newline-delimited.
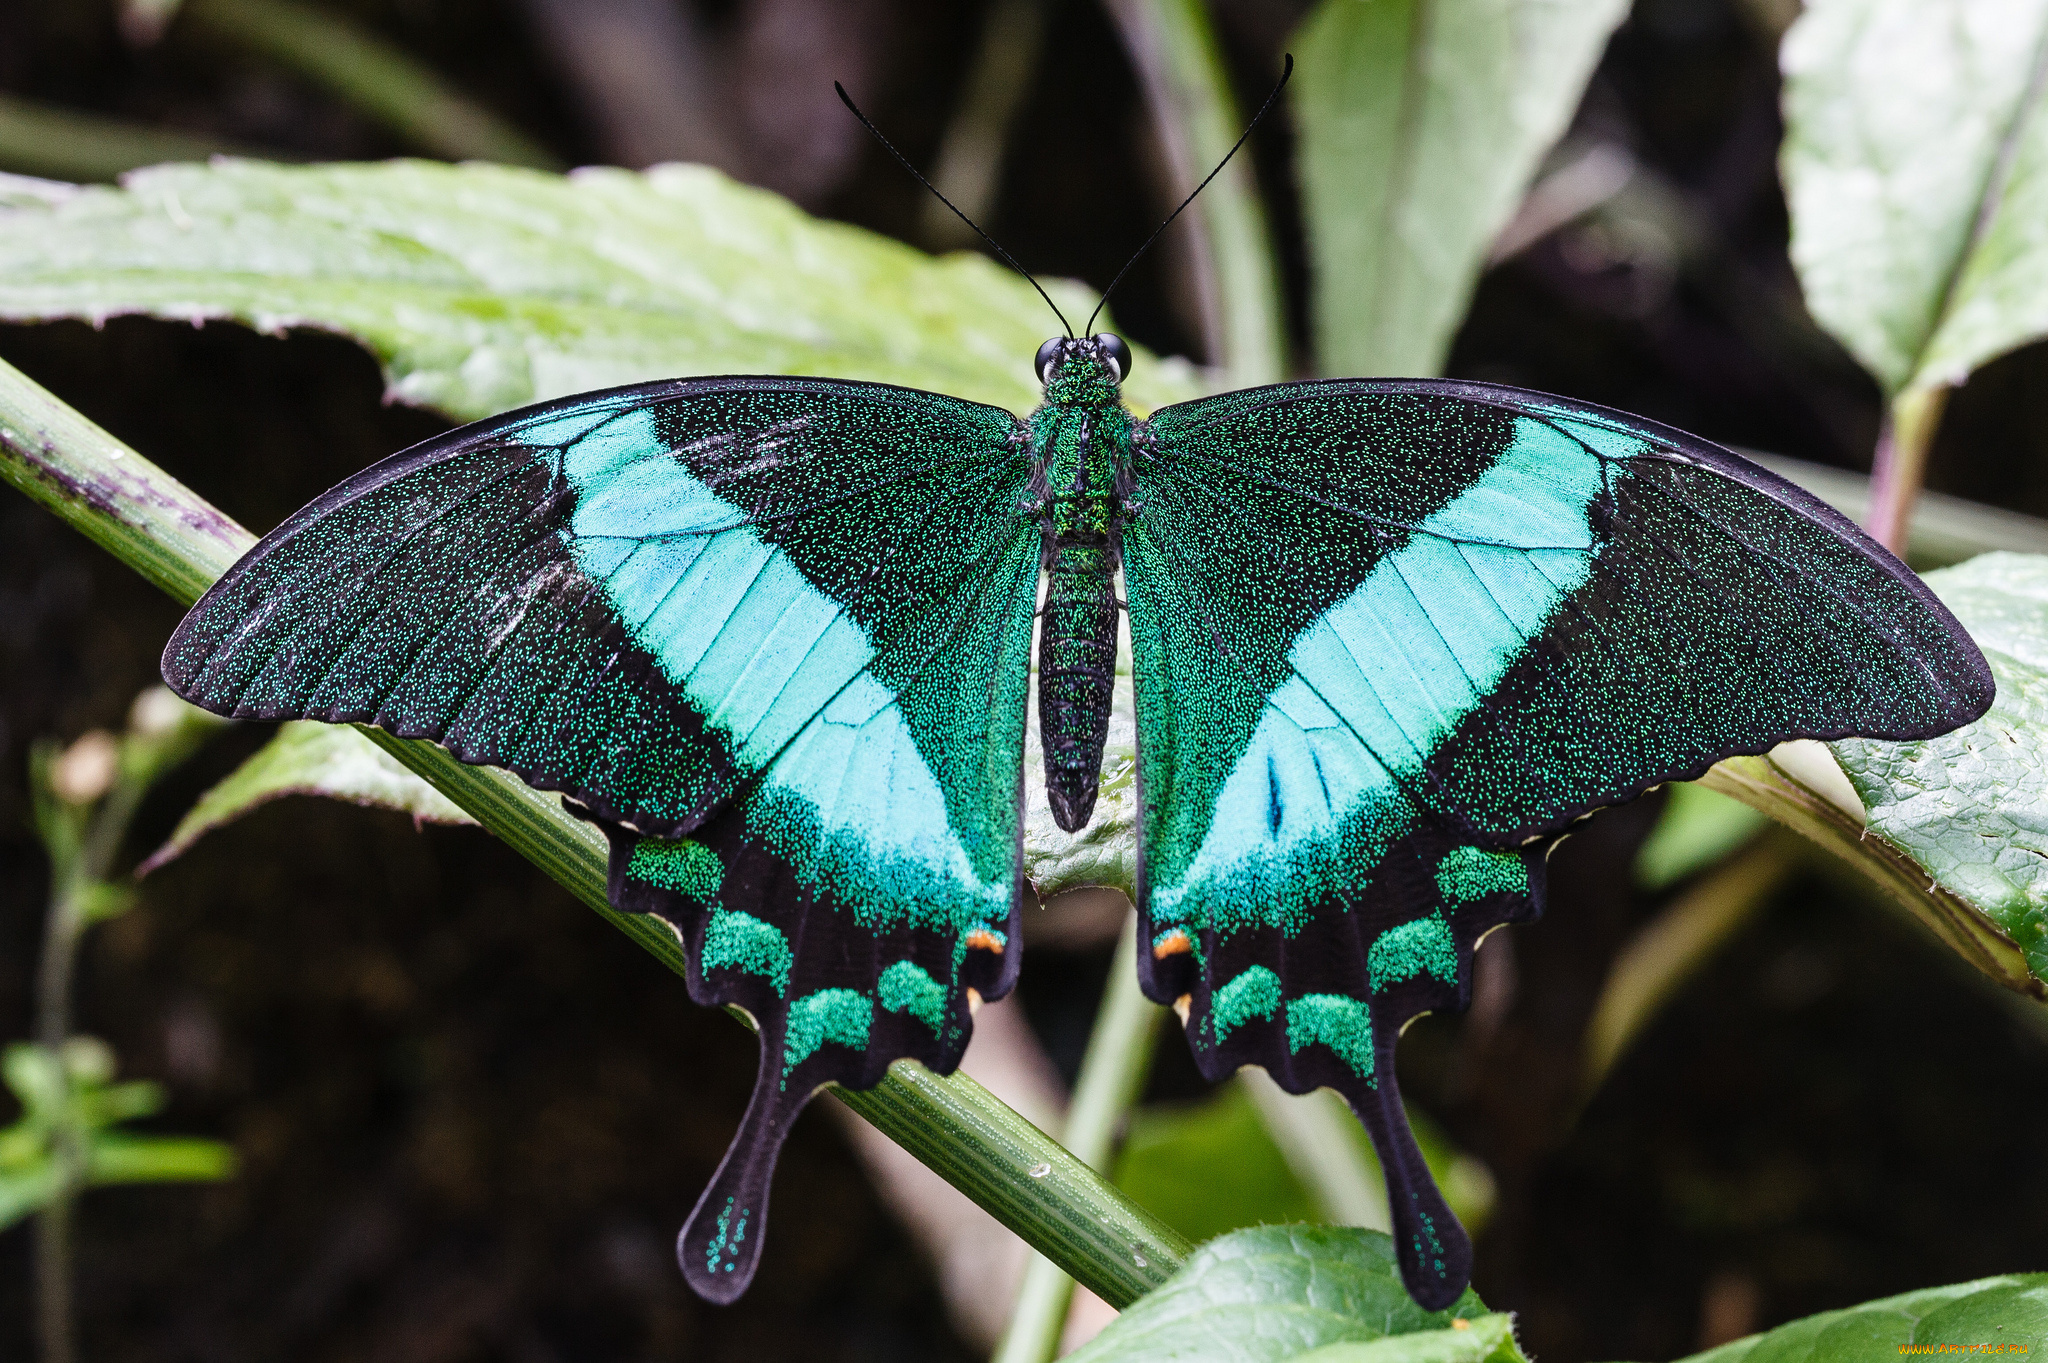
[993, 913, 1165, 1363]
[923, 0, 1050, 250]
[177, 0, 562, 170]
[1238, 1070, 1390, 1231]
[29, 721, 198, 1363]
[1101, 0, 1286, 387]
[1864, 385, 1952, 556]
[1578, 836, 1798, 1103]
[0, 354, 1190, 1308]
[0, 94, 257, 183]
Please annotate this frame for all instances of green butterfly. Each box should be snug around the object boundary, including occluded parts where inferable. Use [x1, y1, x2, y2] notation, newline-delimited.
[159, 331, 1991, 1308]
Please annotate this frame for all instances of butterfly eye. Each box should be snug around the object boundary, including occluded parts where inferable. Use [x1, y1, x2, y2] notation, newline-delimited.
[1035, 337, 1065, 384]
[1093, 332, 1132, 381]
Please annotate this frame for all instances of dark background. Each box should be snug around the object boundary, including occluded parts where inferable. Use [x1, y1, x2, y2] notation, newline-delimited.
[3, 0, 2046, 1359]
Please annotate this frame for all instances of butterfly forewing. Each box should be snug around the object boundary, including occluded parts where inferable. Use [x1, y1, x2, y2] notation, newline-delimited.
[1121, 378, 1992, 1308]
[163, 376, 1042, 1301]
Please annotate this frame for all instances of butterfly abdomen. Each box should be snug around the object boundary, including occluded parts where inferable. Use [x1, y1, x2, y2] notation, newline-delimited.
[1040, 534, 1118, 831]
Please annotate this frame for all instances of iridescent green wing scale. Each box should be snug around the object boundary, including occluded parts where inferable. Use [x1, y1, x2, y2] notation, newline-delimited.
[1121, 378, 1992, 1309]
[161, 376, 1041, 1301]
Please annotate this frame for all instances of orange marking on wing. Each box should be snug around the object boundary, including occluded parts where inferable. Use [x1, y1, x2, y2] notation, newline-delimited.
[1152, 930, 1192, 959]
[966, 928, 1006, 954]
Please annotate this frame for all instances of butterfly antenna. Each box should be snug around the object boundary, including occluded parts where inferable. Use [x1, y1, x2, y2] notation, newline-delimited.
[835, 81, 1075, 339]
[1084, 53, 1293, 337]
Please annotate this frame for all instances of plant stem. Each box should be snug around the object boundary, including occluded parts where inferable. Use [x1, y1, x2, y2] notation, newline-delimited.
[1100, 0, 1286, 387]
[33, 835, 85, 1363]
[922, 0, 1049, 251]
[177, 0, 562, 170]
[1239, 1069, 1390, 1231]
[34, 1191, 73, 1363]
[0, 93, 258, 183]
[993, 912, 1165, 1363]
[1864, 385, 1952, 555]
[0, 354, 1192, 1309]
[30, 733, 152, 1363]
[37, 781, 146, 1050]
[1578, 835, 1798, 1102]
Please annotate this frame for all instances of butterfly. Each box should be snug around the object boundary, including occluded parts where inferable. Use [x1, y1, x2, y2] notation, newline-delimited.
[158, 320, 1994, 1308]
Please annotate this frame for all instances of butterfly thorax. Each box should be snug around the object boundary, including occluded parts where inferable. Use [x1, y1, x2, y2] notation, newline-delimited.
[1029, 348, 1135, 832]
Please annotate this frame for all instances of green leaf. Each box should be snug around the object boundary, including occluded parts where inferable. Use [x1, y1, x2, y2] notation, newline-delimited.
[1833, 552, 2048, 987]
[0, 1160, 61, 1231]
[1293, 1315, 1525, 1363]
[1115, 1082, 1321, 1243]
[1119, 1082, 1495, 1246]
[1023, 677, 1139, 899]
[2, 1043, 67, 1123]
[75, 878, 138, 924]
[1635, 781, 1769, 891]
[86, 1132, 236, 1186]
[1782, 0, 2048, 397]
[0, 159, 1197, 423]
[1062, 1225, 1495, 1363]
[1291, 0, 1630, 377]
[1671, 1274, 2048, 1362]
[141, 720, 475, 873]
[74, 1078, 163, 1129]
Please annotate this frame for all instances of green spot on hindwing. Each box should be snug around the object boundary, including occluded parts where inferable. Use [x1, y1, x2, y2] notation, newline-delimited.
[1367, 914, 1458, 992]
[702, 909, 793, 997]
[1434, 845, 1526, 905]
[781, 989, 872, 1086]
[704, 1195, 750, 1276]
[877, 961, 948, 1035]
[1285, 994, 1376, 1082]
[1210, 965, 1283, 1043]
[627, 837, 724, 903]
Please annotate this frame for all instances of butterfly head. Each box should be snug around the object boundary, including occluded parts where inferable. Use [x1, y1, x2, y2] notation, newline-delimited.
[1035, 333, 1131, 406]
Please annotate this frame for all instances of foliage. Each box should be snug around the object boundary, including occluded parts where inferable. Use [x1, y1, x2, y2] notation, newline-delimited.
[1835, 552, 2048, 983]
[4, 0, 2048, 1353]
[1061, 1226, 1512, 1363]
[141, 721, 473, 873]
[0, 1039, 235, 1231]
[1634, 782, 1767, 892]
[1678, 1274, 2048, 1362]
[0, 159, 1195, 423]
[1781, 0, 2048, 545]
[1782, 0, 2048, 399]
[1290, 0, 1630, 377]
[1114, 1082, 1494, 1246]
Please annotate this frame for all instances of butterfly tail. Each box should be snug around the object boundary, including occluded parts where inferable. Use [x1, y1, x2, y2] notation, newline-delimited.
[677, 1014, 807, 1303]
[1343, 1028, 1472, 1312]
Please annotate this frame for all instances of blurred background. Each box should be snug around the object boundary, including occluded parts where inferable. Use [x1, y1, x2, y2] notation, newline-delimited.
[3, 0, 2048, 1359]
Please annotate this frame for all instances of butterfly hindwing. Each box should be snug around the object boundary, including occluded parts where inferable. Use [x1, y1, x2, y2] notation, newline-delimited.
[163, 376, 1041, 1299]
[1121, 378, 1992, 1307]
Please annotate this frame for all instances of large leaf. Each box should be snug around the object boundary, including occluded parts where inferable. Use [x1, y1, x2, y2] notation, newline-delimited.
[1023, 674, 1139, 899]
[1782, 0, 2048, 397]
[1832, 552, 2048, 985]
[1114, 1083, 1493, 1246]
[1673, 1274, 2048, 1362]
[1291, 0, 1629, 377]
[0, 159, 1197, 421]
[1062, 1225, 1511, 1363]
[1293, 1317, 1525, 1363]
[1114, 1084, 1323, 1244]
[140, 720, 475, 874]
